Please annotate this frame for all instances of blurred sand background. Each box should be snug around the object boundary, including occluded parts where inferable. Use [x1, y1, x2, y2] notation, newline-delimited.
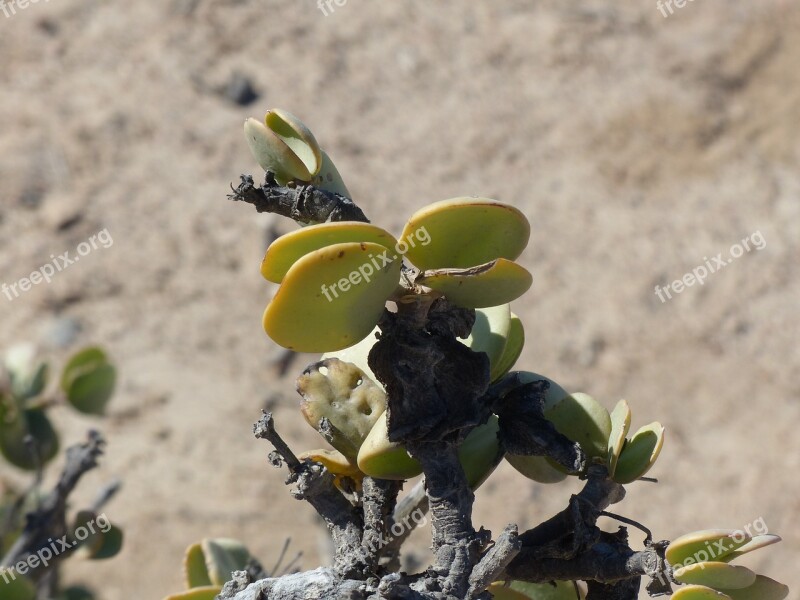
[0, 1, 798, 598]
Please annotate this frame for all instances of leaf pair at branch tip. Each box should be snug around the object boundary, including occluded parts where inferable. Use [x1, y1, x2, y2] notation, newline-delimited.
[501, 372, 664, 484]
[667, 529, 787, 599]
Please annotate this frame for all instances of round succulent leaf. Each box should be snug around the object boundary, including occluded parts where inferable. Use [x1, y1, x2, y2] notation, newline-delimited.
[401, 198, 530, 271]
[322, 326, 381, 389]
[509, 580, 581, 599]
[486, 583, 531, 599]
[416, 259, 532, 309]
[0, 409, 59, 470]
[312, 150, 351, 198]
[164, 587, 222, 600]
[60, 347, 108, 390]
[672, 586, 733, 600]
[65, 363, 116, 416]
[666, 530, 753, 568]
[612, 422, 664, 484]
[674, 562, 756, 590]
[297, 358, 387, 461]
[462, 305, 512, 381]
[263, 242, 402, 352]
[544, 392, 612, 462]
[491, 313, 524, 382]
[85, 523, 124, 560]
[505, 453, 568, 484]
[184, 543, 213, 588]
[261, 222, 397, 283]
[719, 535, 782, 563]
[297, 448, 362, 478]
[357, 411, 424, 480]
[201, 538, 252, 586]
[607, 399, 632, 477]
[265, 109, 322, 178]
[724, 575, 789, 600]
[71, 510, 122, 559]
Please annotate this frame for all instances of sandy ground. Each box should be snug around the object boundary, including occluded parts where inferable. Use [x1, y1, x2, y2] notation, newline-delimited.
[0, 1, 798, 598]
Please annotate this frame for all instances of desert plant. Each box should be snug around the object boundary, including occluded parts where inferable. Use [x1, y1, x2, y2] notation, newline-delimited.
[166, 109, 788, 600]
[0, 345, 122, 599]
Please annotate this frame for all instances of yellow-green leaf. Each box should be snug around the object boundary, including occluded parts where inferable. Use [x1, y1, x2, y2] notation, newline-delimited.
[545, 393, 612, 462]
[462, 305, 512, 381]
[674, 562, 757, 589]
[312, 150, 351, 198]
[263, 242, 401, 352]
[612, 422, 664, 484]
[719, 535, 782, 563]
[725, 575, 789, 600]
[607, 399, 631, 478]
[163, 587, 222, 600]
[491, 313, 524, 382]
[666, 530, 752, 567]
[184, 543, 212, 588]
[672, 586, 732, 600]
[401, 198, 530, 270]
[417, 259, 532, 309]
[261, 222, 397, 283]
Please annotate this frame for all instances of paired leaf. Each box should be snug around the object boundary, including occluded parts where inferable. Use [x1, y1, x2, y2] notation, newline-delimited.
[164, 587, 221, 600]
[462, 305, 512, 381]
[244, 109, 321, 183]
[400, 198, 530, 270]
[607, 399, 631, 478]
[719, 535, 782, 562]
[672, 586, 732, 599]
[261, 222, 396, 283]
[263, 241, 401, 352]
[544, 393, 612, 462]
[0, 407, 59, 470]
[61, 347, 116, 415]
[183, 538, 253, 590]
[417, 259, 532, 309]
[666, 530, 753, 567]
[312, 150, 351, 198]
[491, 313, 524, 382]
[674, 562, 756, 589]
[612, 422, 664, 484]
[725, 575, 789, 600]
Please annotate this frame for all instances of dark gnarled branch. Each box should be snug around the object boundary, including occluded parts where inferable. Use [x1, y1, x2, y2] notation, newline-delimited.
[228, 173, 368, 224]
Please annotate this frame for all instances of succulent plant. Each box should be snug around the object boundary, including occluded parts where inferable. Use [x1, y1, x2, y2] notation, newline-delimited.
[501, 372, 664, 484]
[0, 345, 116, 471]
[164, 538, 260, 600]
[666, 529, 788, 599]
